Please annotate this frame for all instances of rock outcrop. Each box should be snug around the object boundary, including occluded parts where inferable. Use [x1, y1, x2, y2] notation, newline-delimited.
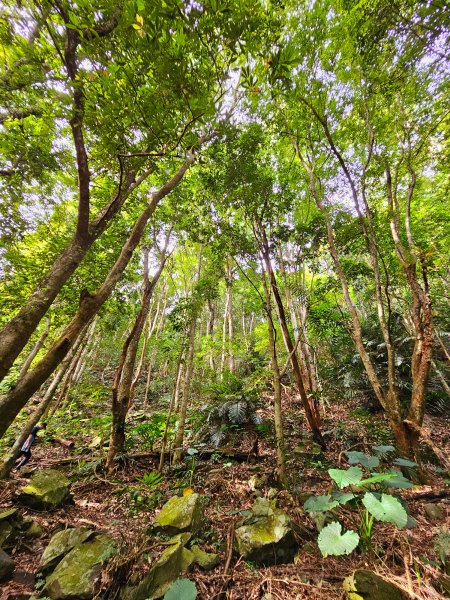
[153, 493, 207, 536]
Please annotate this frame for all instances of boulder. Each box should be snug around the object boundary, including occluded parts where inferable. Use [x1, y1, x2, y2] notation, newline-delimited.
[0, 508, 23, 548]
[0, 548, 15, 582]
[293, 441, 322, 457]
[343, 570, 409, 599]
[424, 503, 446, 522]
[19, 469, 71, 509]
[234, 498, 298, 565]
[23, 520, 44, 539]
[153, 494, 207, 536]
[124, 536, 191, 600]
[39, 527, 94, 573]
[43, 533, 115, 600]
[190, 545, 220, 570]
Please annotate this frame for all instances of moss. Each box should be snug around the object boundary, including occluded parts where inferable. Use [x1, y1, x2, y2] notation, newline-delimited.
[39, 527, 94, 573]
[154, 494, 206, 535]
[343, 570, 408, 600]
[20, 470, 71, 509]
[43, 534, 115, 600]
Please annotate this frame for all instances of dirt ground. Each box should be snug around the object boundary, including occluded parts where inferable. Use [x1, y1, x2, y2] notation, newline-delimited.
[0, 397, 449, 600]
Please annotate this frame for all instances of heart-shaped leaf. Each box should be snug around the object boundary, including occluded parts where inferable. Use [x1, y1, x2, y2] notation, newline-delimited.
[318, 521, 359, 557]
[304, 495, 339, 513]
[346, 451, 379, 468]
[332, 491, 356, 505]
[328, 466, 362, 489]
[164, 579, 197, 600]
[362, 493, 408, 528]
[372, 445, 395, 454]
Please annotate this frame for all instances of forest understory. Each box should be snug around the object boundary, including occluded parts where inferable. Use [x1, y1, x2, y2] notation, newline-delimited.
[0, 389, 449, 600]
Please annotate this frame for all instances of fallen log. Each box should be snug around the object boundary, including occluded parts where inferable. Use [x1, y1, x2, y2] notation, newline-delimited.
[53, 437, 75, 448]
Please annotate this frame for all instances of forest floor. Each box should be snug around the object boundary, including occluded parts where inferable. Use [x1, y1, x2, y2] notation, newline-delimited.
[0, 393, 449, 600]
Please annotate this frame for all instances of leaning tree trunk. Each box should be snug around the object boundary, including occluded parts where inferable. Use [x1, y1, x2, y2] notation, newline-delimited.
[0, 333, 84, 479]
[256, 219, 325, 448]
[0, 153, 197, 439]
[106, 241, 169, 470]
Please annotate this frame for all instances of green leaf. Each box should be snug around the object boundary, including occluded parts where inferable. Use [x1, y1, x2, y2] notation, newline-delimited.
[346, 451, 379, 468]
[164, 578, 197, 600]
[384, 469, 414, 489]
[317, 521, 359, 557]
[355, 473, 396, 487]
[304, 495, 339, 513]
[393, 458, 418, 468]
[328, 466, 362, 489]
[362, 493, 408, 528]
[332, 491, 356, 505]
[372, 445, 396, 454]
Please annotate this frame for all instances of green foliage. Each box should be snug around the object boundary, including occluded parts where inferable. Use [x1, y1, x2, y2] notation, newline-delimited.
[361, 493, 408, 528]
[163, 579, 197, 600]
[318, 521, 360, 557]
[328, 466, 363, 489]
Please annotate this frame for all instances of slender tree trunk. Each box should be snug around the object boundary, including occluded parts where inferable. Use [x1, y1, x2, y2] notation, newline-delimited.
[106, 241, 169, 470]
[256, 219, 325, 448]
[261, 272, 285, 482]
[0, 347, 77, 479]
[207, 299, 216, 371]
[158, 350, 184, 472]
[17, 317, 51, 380]
[0, 154, 197, 439]
[172, 248, 203, 463]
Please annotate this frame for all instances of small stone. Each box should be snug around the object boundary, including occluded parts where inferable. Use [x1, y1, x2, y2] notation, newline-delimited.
[19, 469, 71, 509]
[0, 548, 15, 582]
[424, 503, 445, 521]
[343, 569, 408, 599]
[190, 545, 220, 570]
[153, 494, 207, 536]
[24, 520, 43, 539]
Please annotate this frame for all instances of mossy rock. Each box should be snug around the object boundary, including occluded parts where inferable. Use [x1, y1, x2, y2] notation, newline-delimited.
[19, 469, 71, 509]
[424, 503, 446, 522]
[153, 494, 207, 536]
[43, 534, 115, 600]
[123, 536, 191, 600]
[343, 570, 409, 600]
[234, 499, 297, 566]
[23, 520, 44, 539]
[0, 522, 14, 548]
[0, 508, 19, 522]
[39, 527, 94, 573]
[190, 545, 220, 570]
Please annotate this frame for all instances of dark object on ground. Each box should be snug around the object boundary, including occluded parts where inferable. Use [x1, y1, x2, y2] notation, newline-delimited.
[0, 548, 15, 582]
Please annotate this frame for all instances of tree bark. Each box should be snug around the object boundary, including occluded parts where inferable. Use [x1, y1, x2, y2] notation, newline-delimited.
[256, 219, 325, 448]
[0, 153, 197, 439]
[106, 238, 169, 470]
[17, 316, 51, 380]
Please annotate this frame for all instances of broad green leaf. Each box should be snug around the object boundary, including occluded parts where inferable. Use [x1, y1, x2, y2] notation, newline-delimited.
[332, 491, 356, 505]
[328, 466, 362, 489]
[346, 451, 379, 468]
[393, 458, 418, 468]
[304, 495, 339, 513]
[318, 521, 359, 557]
[362, 493, 408, 528]
[355, 473, 396, 487]
[372, 445, 396, 454]
[164, 578, 197, 600]
[384, 469, 414, 489]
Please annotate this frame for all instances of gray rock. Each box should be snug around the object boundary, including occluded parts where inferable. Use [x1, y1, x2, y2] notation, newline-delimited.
[0, 548, 15, 582]
[234, 498, 298, 565]
[43, 534, 115, 600]
[153, 493, 207, 535]
[343, 570, 409, 599]
[39, 527, 94, 573]
[19, 469, 71, 509]
[424, 503, 446, 521]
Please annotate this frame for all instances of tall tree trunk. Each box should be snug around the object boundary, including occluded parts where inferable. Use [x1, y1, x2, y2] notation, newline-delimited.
[226, 261, 235, 373]
[0, 153, 197, 439]
[207, 299, 216, 371]
[158, 350, 184, 472]
[261, 272, 285, 483]
[172, 248, 203, 463]
[256, 219, 325, 448]
[106, 239, 169, 470]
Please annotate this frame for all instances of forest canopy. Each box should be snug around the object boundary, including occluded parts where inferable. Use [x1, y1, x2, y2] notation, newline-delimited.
[0, 0, 449, 598]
